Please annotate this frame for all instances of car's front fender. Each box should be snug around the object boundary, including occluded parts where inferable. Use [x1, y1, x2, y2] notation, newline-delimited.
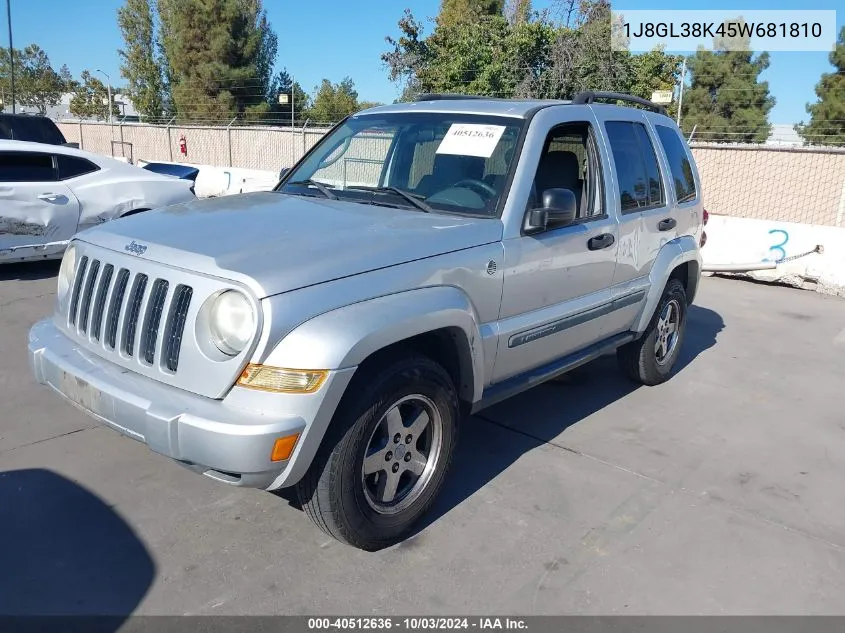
[262, 285, 486, 404]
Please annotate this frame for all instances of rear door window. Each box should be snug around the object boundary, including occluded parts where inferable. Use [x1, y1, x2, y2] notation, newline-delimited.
[0, 151, 56, 182]
[604, 121, 665, 212]
[654, 125, 697, 203]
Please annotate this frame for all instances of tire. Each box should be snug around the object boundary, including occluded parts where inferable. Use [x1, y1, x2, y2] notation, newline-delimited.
[617, 278, 688, 386]
[295, 354, 459, 551]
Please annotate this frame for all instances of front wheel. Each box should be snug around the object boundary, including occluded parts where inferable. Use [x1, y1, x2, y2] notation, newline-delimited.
[617, 278, 688, 386]
[296, 355, 459, 551]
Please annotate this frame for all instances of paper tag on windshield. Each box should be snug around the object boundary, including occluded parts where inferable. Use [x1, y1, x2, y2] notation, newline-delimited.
[436, 124, 507, 158]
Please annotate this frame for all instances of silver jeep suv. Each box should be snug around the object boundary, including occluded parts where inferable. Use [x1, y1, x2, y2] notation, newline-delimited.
[29, 92, 705, 550]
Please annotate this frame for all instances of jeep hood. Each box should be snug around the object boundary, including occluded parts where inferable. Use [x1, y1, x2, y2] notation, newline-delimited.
[79, 192, 503, 298]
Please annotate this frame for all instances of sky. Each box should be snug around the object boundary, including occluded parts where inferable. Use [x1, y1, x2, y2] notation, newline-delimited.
[2, 0, 842, 124]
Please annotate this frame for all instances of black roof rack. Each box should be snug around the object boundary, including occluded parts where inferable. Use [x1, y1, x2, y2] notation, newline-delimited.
[414, 93, 491, 102]
[572, 91, 667, 115]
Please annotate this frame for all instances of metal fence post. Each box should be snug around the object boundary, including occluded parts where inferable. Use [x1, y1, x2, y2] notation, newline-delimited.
[166, 116, 175, 162]
[78, 120, 84, 150]
[119, 120, 125, 159]
[301, 118, 310, 160]
[227, 116, 237, 167]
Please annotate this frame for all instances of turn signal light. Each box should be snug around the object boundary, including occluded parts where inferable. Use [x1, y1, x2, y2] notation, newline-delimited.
[271, 434, 300, 462]
[237, 364, 327, 393]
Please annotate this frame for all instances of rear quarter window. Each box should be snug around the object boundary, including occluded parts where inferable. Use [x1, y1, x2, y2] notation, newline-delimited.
[654, 125, 698, 203]
[57, 155, 100, 180]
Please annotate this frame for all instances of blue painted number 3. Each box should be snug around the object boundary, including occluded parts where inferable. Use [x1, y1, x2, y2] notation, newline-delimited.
[765, 229, 789, 263]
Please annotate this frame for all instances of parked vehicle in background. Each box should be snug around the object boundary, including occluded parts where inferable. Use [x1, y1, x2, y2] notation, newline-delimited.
[0, 113, 76, 147]
[1, 140, 196, 263]
[29, 92, 706, 550]
[140, 162, 200, 185]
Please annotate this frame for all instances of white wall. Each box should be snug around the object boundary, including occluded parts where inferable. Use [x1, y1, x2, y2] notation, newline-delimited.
[702, 214, 845, 296]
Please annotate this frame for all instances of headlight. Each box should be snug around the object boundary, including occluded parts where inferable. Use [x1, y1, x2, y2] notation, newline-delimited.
[207, 290, 255, 356]
[57, 244, 77, 301]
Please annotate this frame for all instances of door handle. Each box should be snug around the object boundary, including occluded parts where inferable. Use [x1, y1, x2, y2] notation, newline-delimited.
[587, 233, 615, 250]
[658, 218, 677, 231]
[37, 193, 62, 202]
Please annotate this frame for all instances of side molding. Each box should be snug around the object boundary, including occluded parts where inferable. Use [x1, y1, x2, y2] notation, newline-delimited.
[262, 286, 486, 403]
[632, 236, 702, 333]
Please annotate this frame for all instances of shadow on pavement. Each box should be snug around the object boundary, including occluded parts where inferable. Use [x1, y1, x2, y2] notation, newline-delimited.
[0, 260, 61, 282]
[411, 304, 725, 539]
[0, 469, 155, 619]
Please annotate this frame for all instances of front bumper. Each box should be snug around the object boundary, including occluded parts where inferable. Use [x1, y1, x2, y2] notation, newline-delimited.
[28, 318, 354, 490]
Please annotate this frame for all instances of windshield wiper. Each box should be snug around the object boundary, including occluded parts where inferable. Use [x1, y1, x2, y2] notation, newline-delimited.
[347, 186, 433, 213]
[287, 179, 339, 200]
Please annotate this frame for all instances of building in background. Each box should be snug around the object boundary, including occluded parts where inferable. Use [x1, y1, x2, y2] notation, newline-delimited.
[9, 93, 140, 122]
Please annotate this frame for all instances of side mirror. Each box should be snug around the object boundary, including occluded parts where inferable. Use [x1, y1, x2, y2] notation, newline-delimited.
[542, 188, 577, 225]
[278, 167, 290, 180]
[524, 188, 577, 233]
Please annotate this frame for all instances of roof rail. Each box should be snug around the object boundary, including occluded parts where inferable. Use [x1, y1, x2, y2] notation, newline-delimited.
[414, 93, 490, 102]
[572, 91, 667, 115]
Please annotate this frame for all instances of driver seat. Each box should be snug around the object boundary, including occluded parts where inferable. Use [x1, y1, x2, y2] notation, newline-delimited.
[415, 154, 486, 197]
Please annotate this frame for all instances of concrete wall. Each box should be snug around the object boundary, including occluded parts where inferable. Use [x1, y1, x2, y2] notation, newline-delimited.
[702, 214, 845, 296]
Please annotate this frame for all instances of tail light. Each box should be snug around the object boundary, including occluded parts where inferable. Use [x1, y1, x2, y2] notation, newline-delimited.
[703, 208, 709, 225]
[700, 208, 709, 247]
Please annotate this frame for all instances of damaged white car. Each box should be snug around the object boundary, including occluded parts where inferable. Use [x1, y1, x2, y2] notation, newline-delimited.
[0, 140, 196, 264]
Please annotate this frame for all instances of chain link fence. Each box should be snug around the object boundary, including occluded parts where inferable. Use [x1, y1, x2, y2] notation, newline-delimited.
[690, 143, 845, 227]
[56, 120, 334, 172]
[57, 120, 845, 228]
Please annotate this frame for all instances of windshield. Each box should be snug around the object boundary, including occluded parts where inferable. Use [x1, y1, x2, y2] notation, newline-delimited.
[276, 112, 525, 217]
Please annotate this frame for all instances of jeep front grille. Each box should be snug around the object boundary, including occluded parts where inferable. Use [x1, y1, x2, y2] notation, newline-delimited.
[67, 258, 193, 372]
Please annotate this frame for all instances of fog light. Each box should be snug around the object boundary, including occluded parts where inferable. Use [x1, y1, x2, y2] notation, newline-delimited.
[271, 433, 300, 462]
[237, 364, 327, 393]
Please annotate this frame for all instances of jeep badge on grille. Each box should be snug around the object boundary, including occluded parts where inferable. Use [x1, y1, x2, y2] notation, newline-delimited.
[124, 241, 148, 256]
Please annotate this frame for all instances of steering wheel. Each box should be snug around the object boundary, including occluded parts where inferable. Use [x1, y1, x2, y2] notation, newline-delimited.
[452, 178, 498, 199]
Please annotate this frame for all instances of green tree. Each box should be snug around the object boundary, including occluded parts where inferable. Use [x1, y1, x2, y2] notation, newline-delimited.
[383, 9, 554, 100]
[680, 19, 774, 143]
[157, 0, 277, 121]
[797, 26, 845, 146]
[505, 0, 532, 24]
[0, 45, 67, 114]
[438, 0, 504, 28]
[118, 0, 165, 120]
[528, 0, 630, 100]
[383, 0, 679, 105]
[69, 70, 120, 120]
[627, 48, 684, 118]
[268, 68, 310, 123]
[308, 77, 360, 122]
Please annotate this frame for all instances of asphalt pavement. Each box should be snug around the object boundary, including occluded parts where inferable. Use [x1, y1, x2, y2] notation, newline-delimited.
[1, 262, 844, 615]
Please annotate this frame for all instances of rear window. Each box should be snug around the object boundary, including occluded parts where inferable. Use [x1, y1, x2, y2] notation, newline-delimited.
[0, 151, 56, 182]
[655, 125, 697, 203]
[0, 116, 66, 144]
[57, 154, 99, 180]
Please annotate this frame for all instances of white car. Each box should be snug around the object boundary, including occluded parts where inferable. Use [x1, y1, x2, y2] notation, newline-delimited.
[0, 140, 196, 264]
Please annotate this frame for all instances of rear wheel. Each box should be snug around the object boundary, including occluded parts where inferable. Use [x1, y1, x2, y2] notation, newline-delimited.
[296, 355, 459, 551]
[617, 278, 687, 385]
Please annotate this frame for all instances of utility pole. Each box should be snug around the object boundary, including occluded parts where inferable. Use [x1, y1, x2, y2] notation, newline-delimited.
[676, 58, 687, 127]
[96, 69, 112, 124]
[6, 0, 15, 113]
